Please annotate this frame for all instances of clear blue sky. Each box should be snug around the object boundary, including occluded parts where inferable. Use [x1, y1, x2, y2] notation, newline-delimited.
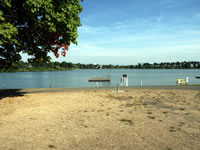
[25, 0, 200, 65]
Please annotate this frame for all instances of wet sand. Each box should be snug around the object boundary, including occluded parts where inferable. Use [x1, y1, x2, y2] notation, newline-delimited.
[0, 87, 200, 150]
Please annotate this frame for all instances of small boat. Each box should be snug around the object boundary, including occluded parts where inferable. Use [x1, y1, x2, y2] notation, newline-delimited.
[195, 76, 200, 79]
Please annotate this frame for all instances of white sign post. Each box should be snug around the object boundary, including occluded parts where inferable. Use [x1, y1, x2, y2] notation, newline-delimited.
[186, 77, 189, 85]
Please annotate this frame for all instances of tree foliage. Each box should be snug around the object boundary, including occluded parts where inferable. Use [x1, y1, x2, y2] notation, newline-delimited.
[0, 0, 82, 68]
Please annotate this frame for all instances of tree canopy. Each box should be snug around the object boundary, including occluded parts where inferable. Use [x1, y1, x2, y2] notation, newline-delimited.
[0, 0, 82, 68]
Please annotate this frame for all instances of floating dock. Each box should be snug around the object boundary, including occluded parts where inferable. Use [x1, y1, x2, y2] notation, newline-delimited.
[88, 77, 110, 82]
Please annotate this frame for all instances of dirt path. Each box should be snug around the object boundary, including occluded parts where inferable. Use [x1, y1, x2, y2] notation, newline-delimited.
[0, 88, 200, 150]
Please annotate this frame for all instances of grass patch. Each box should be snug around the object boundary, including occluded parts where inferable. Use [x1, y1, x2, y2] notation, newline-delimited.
[169, 127, 176, 132]
[48, 145, 56, 149]
[179, 122, 185, 126]
[97, 109, 104, 112]
[125, 103, 135, 107]
[148, 116, 155, 119]
[169, 129, 176, 132]
[120, 119, 133, 125]
[147, 111, 152, 114]
[107, 95, 133, 101]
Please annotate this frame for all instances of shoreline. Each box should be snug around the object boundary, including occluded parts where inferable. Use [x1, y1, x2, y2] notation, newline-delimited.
[0, 85, 200, 95]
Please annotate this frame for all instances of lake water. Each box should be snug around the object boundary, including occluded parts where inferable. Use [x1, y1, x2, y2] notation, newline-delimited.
[0, 69, 200, 89]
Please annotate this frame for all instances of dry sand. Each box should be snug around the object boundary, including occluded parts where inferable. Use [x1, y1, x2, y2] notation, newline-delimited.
[0, 88, 200, 150]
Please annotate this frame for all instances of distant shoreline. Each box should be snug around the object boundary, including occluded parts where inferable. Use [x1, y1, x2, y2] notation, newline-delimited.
[0, 68, 200, 73]
[0, 61, 200, 72]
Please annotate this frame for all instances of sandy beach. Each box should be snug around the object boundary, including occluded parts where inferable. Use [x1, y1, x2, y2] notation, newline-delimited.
[0, 87, 200, 150]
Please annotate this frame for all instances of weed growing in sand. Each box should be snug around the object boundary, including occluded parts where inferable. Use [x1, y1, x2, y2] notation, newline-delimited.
[97, 109, 104, 112]
[120, 119, 133, 125]
[100, 104, 104, 107]
[106, 95, 133, 101]
[179, 122, 185, 127]
[48, 145, 56, 149]
[169, 127, 176, 132]
[147, 111, 152, 114]
[148, 116, 155, 119]
[169, 129, 176, 132]
[140, 96, 144, 99]
[125, 103, 135, 107]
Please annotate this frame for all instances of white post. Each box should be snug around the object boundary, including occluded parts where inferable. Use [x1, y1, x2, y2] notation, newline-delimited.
[96, 82, 98, 87]
[186, 77, 189, 84]
[120, 77, 122, 86]
[117, 84, 119, 92]
[126, 78, 128, 87]
[141, 80, 143, 86]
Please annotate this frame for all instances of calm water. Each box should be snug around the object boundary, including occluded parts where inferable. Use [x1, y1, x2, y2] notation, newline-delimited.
[0, 69, 200, 89]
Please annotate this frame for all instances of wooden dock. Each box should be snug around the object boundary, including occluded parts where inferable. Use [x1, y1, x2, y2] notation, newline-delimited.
[88, 77, 110, 82]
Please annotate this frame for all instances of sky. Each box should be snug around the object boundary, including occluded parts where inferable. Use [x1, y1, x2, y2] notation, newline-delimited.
[25, 0, 200, 65]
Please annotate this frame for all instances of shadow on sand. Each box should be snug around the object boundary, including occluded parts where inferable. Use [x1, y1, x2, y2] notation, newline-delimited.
[0, 89, 26, 100]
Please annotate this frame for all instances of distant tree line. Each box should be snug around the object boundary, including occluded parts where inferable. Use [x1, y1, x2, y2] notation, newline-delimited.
[136, 61, 200, 69]
[0, 61, 199, 72]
